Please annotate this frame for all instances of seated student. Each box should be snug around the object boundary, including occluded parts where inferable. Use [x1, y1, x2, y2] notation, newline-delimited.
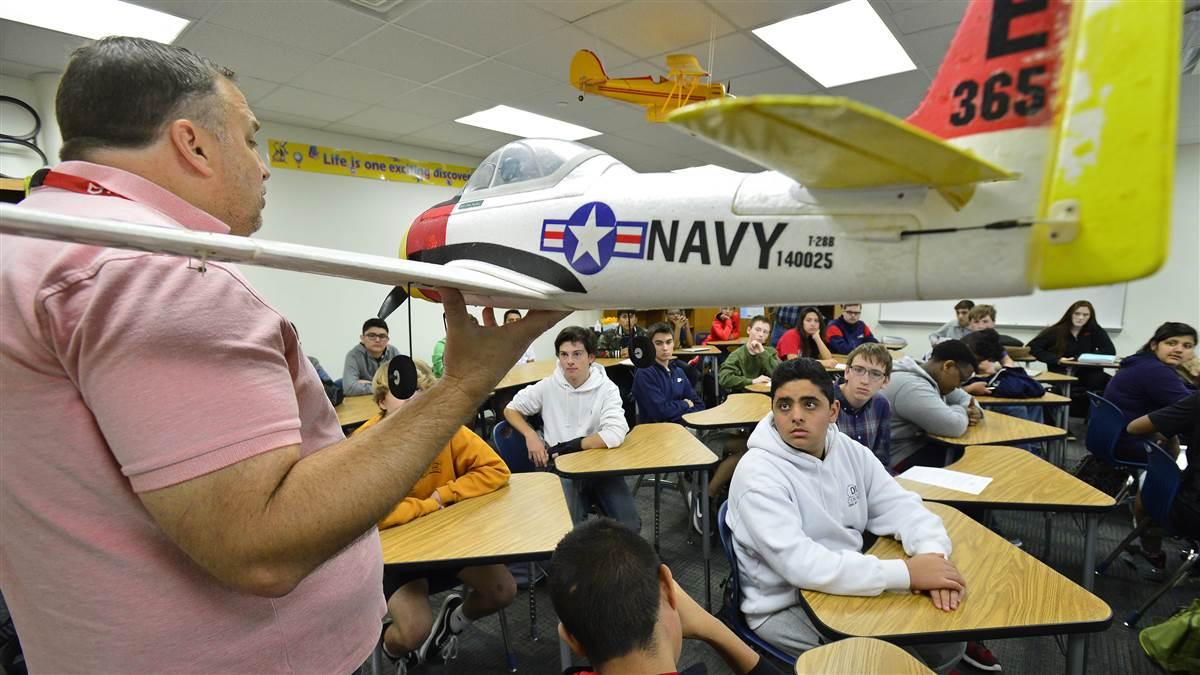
[965, 304, 995, 333]
[835, 343, 893, 468]
[1027, 300, 1116, 414]
[962, 329, 1046, 452]
[551, 519, 786, 675]
[504, 327, 638, 531]
[505, 309, 536, 365]
[704, 306, 741, 343]
[719, 315, 780, 394]
[775, 307, 837, 368]
[1104, 322, 1197, 462]
[768, 305, 801, 347]
[633, 322, 705, 424]
[666, 308, 694, 348]
[356, 361, 515, 670]
[343, 317, 400, 395]
[825, 303, 878, 354]
[726, 359, 967, 673]
[882, 340, 984, 470]
[597, 309, 645, 358]
[928, 300, 974, 346]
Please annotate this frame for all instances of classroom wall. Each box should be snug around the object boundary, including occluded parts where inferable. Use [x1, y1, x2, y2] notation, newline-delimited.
[0, 74, 49, 177]
[864, 143, 1200, 360]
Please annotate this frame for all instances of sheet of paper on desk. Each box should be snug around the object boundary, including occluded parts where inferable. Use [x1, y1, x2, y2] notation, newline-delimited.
[899, 467, 993, 495]
[619, 358, 635, 366]
[678, 346, 710, 352]
[834, 363, 846, 370]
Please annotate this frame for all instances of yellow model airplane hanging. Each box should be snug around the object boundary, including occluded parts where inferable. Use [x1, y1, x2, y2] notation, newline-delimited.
[570, 49, 729, 122]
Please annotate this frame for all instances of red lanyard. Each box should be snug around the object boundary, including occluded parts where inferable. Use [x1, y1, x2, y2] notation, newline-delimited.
[39, 171, 130, 200]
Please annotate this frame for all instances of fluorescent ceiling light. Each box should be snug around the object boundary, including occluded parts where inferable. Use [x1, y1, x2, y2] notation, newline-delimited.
[753, 0, 916, 88]
[1, 0, 190, 44]
[456, 105, 601, 141]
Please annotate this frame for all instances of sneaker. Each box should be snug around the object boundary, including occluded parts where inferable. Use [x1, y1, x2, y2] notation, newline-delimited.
[962, 641, 1002, 671]
[1120, 548, 1167, 582]
[418, 593, 464, 664]
[691, 494, 717, 536]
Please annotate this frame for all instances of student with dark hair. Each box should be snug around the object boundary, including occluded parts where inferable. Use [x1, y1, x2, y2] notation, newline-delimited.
[883, 340, 983, 470]
[597, 309, 645, 358]
[666, 308, 694, 348]
[705, 306, 742, 343]
[726, 359, 966, 672]
[344, 317, 400, 395]
[719, 315, 780, 393]
[1027, 301, 1116, 412]
[768, 305, 802, 347]
[505, 310, 536, 365]
[775, 307, 837, 368]
[1104, 322, 1197, 461]
[962, 330, 1046, 452]
[505, 327, 638, 530]
[1127, 392, 1200, 541]
[552, 519, 785, 675]
[825, 304, 878, 354]
[633, 323, 705, 424]
[929, 300, 975, 346]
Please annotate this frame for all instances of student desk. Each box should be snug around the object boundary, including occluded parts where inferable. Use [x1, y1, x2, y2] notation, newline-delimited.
[554, 423, 719, 608]
[1056, 358, 1120, 399]
[928, 410, 1066, 465]
[682, 393, 770, 430]
[334, 395, 378, 429]
[707, 337, 748, 352]
[745, 381, 771, 395]
[494, 357, 624, 391]
[799, 503, 1111, 675]
[974, 392, 1071, 465]
[675, 345, 721, 397]
[793, 637, 932, 675]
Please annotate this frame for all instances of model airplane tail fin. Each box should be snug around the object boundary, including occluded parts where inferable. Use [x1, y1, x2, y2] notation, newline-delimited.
[570, 49, 609, 89]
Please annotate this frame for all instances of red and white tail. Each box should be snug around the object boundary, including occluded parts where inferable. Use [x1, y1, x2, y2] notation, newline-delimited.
[906, 0, 1072, 140]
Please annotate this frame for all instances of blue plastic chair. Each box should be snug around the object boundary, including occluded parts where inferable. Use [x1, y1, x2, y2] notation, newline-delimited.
[1096, 444, 1199, 627]
[1085, 392, 1150, 472]
[716, 502, 797, 667]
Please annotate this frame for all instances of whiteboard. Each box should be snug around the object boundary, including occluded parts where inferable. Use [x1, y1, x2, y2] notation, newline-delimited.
[879, 284, 1127, 330]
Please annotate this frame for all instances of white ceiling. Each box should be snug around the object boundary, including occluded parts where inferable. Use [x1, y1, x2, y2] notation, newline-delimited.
[1, 0, 1197, 173]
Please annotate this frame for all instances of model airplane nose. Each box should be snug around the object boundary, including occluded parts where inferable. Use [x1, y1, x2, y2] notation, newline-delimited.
[403, 196, 456, 261]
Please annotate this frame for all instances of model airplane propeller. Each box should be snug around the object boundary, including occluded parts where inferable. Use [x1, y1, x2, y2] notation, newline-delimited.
[0, 0, 1181, 317]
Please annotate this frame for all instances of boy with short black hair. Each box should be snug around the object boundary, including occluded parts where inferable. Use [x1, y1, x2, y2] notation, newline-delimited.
[825, 304, 879, 354]
[882, 340, 984, 470]
[597, 309, 645, 358]
[726, 359, 965, 672]
[633, 323, 705, 424]
[836, 343, 893, 467]
[929, 300, 975, 346]
[718, 315, 779, 393]
[343, 317, 400, 395]
[551, 518, 786, 675]
[505, 327, 638, 531]
[505, 309, 536, 365]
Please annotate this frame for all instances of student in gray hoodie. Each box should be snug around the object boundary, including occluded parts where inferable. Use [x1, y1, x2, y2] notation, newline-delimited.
[882, 340, 983, 470]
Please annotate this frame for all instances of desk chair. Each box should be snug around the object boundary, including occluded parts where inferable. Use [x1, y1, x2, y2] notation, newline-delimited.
[1084, 393, 1148, 501]
[1095, 444, 1199, 627]
[491, 421, 546, 645]
[715, 502, 797, 667]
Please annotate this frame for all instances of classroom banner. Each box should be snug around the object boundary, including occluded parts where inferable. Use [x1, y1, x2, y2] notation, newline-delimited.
[268, 138, 474, 188]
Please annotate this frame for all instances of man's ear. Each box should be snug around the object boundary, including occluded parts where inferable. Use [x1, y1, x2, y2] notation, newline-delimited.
[829, 398, 841, 424]
[659, 564, 677, 610]
[558, 622, 587, 659]
[167, 119, 217, 177]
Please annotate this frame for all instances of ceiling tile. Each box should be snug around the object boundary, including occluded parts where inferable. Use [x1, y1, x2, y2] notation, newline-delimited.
[204, 0, 385, 56]
[528, 1, 624, 23]
[257, 109, 333, 130]
[432, 60, 559, 106]
[727, 65, 820, 96]
[376, 85, 492, 119]
[177, 22, 323, 82]
[674, 31, 782, 81]
[324, 122, 406, 142]
[575, 1, 736, 59]
[496, 24, 638, 82]
[395, 1, 567, 56]
[685, 145, 762, 172]
[825, 68, 931, 109]
[235, 75, 281, 103]
[0, 21, 87, 73]
[339, 25, 482, 83]
[400, 120, 506, 147]
[518, 83, 649, 133]
[337, 105, 441, 136]
[126, 0, 217, 20]
[888, 0, 967, 34]
[256, 85, 370, 123]
[290, 59, 420, 105]
[903, 23, 957, 75]
[706, 0, 838, 30]
[582, 133, 685, 171]
[458, 131, 516, 155]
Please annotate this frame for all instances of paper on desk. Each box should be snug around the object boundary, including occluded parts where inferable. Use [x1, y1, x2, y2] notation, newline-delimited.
[834, 363, 846, 370]
[898, 467, 992, 495]
[619, 358, 635, 366]
[677, 346, 709, 352]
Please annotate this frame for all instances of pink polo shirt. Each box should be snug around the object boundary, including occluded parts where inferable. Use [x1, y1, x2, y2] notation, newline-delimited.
[0, 162, 385, 673]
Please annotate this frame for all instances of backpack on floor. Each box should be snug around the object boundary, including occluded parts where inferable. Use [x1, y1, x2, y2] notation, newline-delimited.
[1140, 599, 1200, 673]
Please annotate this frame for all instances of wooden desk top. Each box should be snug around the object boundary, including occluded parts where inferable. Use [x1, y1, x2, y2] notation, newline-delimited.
[494, 357, 624, 391]
[975, 392, 1071, 406]
[794, 638, 932, 675]
[1059, 358, 1120, 369]
[801, 503, 1111, 643]
[675, 345, 721, 357]
[335, 395, 379, 427]
[379, 473, 572, 570]
[928, 410, 1066, 447]
[896, 445, 1115, 512]
[745, 381, 770, 395]
[554, 423, 718, 478]
[1033, 371, 1079, 384]
[683, 393, 770, 429]
[708, 338, 748, 351]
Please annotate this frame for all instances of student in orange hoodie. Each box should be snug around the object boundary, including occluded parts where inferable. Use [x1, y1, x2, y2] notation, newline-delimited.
[356, 360, 514, 673]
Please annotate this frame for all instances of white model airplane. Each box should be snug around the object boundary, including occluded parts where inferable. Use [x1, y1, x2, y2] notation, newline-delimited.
[0, 0, 1181, 316]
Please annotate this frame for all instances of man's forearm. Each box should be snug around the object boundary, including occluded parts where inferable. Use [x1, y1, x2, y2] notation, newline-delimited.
[581, 432, 607, 450]
[503, 407, 537, 438]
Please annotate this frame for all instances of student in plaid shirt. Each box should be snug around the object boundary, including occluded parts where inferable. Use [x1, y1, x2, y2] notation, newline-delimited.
[834, 343, 894, 468]
[770, 305, 802, 347]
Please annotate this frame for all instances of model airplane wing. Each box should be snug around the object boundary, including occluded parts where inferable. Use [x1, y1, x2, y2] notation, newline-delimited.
[667, 95, 1015, 200]
[0, 204, 554, 303]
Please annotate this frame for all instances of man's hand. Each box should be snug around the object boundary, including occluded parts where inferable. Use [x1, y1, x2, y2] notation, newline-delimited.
[746, 340, 764, 355]
[927, 587, 963, 612]
[673, 579, 720, 641]
[752, 375, 771, 385]
[685, 399, 695, 409]
[525, 433, 549, 468]
[967, 404, 984, 425]
[962, 382, 992, 396]
[440, 289, 567, 399]
[905, 553, 965, 594]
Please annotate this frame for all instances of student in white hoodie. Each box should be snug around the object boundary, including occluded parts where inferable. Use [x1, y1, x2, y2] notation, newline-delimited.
[505, 326, 638, 531]
[726, 358, 966, 673]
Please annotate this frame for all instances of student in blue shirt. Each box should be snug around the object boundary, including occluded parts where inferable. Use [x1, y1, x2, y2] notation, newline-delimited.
[633, 322, 705, 424]
[834, 343, 893, 468]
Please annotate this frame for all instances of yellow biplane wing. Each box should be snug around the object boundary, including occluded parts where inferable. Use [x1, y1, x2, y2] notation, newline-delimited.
[666, 95, 1014, 206]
